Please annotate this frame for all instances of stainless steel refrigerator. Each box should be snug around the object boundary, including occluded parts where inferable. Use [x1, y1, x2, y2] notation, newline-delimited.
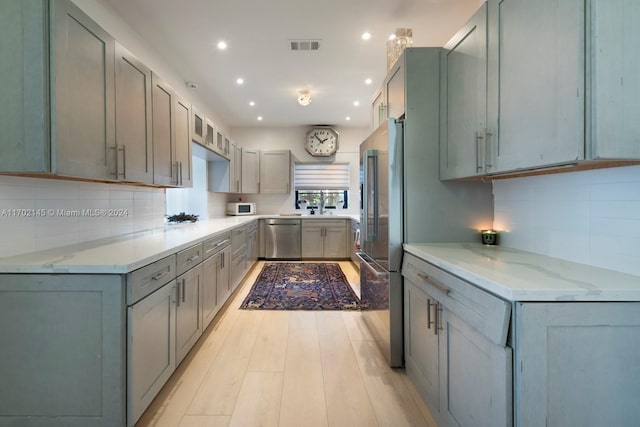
[358, 119, 405, 367]
[356, 47, 494, 369]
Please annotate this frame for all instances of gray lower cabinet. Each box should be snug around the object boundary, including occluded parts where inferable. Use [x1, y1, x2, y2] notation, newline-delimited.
[302, 220, 348, 259]
[402, 253, 512, 427]
[515, 302, 640, 426]
[230, 226, 248, 290]
[128, 279, 176, 425]
[175, 264, 202, 365]
[202, 233, 231, 328]
[0, 274, 126, 427]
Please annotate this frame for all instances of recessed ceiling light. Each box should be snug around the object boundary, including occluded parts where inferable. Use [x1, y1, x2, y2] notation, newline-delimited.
[361, 32, 371, 41]
[353, 100, 360, 107]
[236, 78, 244, 85]
[249, 101, 255, 106]
[365, 78, 372, 85]
[217, 41, 227, 50]
[346, 116, 351, 121]
[257, 116, 263, 121]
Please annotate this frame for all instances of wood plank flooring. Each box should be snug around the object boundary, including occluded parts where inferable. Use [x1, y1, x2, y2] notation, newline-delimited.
[136, 261, 438, 427]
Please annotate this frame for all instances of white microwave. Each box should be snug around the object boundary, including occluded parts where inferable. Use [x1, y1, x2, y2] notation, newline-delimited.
[226, 202, 256, 216]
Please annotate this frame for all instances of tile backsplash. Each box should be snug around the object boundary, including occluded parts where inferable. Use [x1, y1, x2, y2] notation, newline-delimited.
[493, 164, 640, 276]
[0, 176, 166, 258]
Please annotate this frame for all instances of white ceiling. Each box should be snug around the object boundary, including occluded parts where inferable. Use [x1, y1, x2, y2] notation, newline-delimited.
[102, 0, 479, 128]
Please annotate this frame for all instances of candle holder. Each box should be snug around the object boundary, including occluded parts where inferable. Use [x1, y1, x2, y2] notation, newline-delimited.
[481, 229, 498, 245]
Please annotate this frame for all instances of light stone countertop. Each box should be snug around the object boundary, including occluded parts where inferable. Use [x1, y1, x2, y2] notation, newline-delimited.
[404, 243, 640, 302]
[0, 214, 359, 274]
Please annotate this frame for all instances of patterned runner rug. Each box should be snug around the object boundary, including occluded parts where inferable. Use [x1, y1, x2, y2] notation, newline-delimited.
[240, 262, 360, 311]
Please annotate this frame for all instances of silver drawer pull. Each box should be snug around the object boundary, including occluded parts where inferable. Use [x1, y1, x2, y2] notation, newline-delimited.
[417, 272, 452, 296]
[214, 239, 230, 247]
[187, 254, 200, 263]
[151, 271, 169, 281]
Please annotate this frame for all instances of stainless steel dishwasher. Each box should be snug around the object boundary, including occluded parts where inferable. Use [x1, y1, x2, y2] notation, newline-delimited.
[264, 218, 301, 259]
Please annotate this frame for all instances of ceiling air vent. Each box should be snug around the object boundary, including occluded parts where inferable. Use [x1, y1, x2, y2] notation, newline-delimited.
[289, 39, 321, 52]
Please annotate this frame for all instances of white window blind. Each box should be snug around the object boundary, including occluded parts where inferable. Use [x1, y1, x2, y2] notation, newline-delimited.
[294, 162, 350, 190]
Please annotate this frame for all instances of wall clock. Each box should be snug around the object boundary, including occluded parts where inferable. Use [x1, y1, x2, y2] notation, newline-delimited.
[305, 127, 339, 157]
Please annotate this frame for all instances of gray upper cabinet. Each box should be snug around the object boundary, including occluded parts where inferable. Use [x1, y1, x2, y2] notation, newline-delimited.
[175, 95, 193, 188]
[0, 0, 118, 178]
[259, 150, 291, 194]
[153, 74, 193, 188]
[191, 106, 205, 146]
[440, 4, 488, 180]
[441, 0, 640, 180]
[229, 141, 241, 193]
[385, 60, 406, 120]
[0, 1, 49, 173]
[152, 74, 176, 186]
[489, 0, 584, 173]
[370, 88, 385, 130]
[54, 0, 116, 180]
[115, 43, 153, 184]
[241, 148, 259, 194]
[589, 0, 640, 159]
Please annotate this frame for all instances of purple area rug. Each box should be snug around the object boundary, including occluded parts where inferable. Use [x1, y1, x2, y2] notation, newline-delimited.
[240, 263, 360, 311]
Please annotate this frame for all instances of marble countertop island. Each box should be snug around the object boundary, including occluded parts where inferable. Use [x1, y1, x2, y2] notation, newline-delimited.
[404, 243, 640, 302]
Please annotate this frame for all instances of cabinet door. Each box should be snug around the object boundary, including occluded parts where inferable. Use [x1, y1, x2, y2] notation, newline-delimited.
[229, 142, 241, 193]
[191, 106, 205, 146]
[440, 4, 488, 180]
[260, 150, 291, 194]
[204, 118, 215, 148]
[490, 0, 584, 172]
[385, 59, 405, 119]
[241, 148, 260, 193]
[176, 265, 202, 365]
[201, 255, 219, 329]
[404, 279, 440, 417]
[175, 95, 192, 187]
[323, 226, 347, 258]
[217, 246, 231, 305]
[440, 307, 512, 427]
[115, 43, 153, 184]
[152, 74, 176, 186]
[516, 302, 640, 427]
[590, 0, 640, 159]
[54, 0, 115, 179]
[0, 1, 48, 173]
[301, 227, 324, 258]
[370, 88, 384, 130]
[128, 280, 176, 425]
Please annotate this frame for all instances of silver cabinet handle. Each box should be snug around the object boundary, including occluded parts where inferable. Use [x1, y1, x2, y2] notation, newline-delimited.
[120, 145, 126, 179]
[181, 278, 186, 303]
[436, 302, 443, 332]
[151, 271, 170, 281]
[475, 132, 485, 173]
[175, 283, 181, 306]
[485, 128, 493, 170]
[427, 298, 435, 331]
[417, 272, 452, 296]
[187, 253, 200, 263]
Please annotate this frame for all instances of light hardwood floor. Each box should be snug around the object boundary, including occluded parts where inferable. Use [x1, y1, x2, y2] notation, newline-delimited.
[137, 261, 438, 427]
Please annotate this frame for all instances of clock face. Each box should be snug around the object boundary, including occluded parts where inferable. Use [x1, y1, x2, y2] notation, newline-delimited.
[305, 127, 339, 157]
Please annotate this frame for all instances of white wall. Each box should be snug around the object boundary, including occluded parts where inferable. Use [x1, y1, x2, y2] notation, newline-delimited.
[230, 126, 369, 216]
[493, 164, 640, 276]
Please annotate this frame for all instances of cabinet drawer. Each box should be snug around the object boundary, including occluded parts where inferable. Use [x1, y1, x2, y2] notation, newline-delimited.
[402, 253, 511, 346]
[231, 226, 247, 251]
[203, 232, 230, 259]
[176, 243, 204, 276]
[302, 219, 346, 229]
[127, 254, 176, 305]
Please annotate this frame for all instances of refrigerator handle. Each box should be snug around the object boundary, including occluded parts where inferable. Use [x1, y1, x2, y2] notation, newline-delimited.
[364, 149, 379, 242]
[356, 252, 389, 279]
